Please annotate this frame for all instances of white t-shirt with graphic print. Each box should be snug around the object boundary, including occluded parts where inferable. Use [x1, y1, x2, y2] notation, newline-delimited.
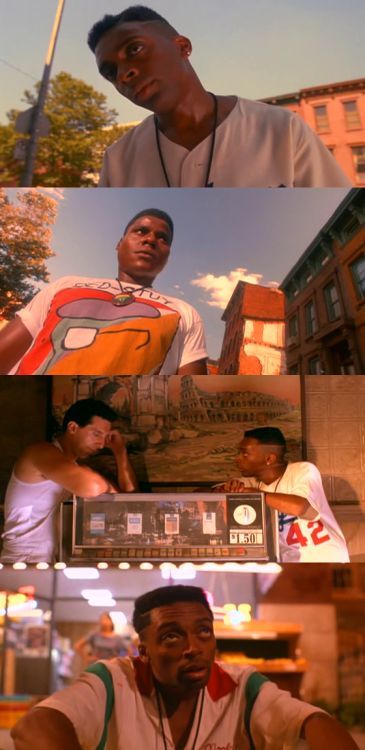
[12, 276, 207, 376]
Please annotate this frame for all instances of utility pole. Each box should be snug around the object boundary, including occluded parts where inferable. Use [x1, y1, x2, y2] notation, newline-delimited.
[21, 0, 66, 186]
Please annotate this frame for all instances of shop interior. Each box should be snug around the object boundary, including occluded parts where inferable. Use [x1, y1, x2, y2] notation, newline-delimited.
[0, 563, 365, 749]
[1, 375, 365, 562]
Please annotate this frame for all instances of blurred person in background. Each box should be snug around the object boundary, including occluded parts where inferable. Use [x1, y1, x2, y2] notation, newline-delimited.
[74, 612, 135, 667]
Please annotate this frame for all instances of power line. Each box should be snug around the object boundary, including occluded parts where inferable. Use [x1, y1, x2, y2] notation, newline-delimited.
[0, 57, 37, 82]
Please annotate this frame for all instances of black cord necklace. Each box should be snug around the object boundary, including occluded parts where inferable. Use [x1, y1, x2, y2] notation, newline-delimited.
[112, 277, 151, 307]
[154, 92, 218, 188]
[155, 684, 205, 750]
[258, 464, 288, 493]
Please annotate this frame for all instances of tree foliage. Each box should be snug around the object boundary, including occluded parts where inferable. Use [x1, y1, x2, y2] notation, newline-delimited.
[0, 125, 21, 185]
[23, 71, 118, 133]
[0, 188, 58, 318]
[0, 72, 131, 187]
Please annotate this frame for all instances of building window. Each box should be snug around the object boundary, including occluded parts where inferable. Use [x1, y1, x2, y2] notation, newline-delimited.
[350, 255, 365, 300]
[304, 300, 318, 335]
[351, 146, 365, 185]
[324, 282, 341, 321]
[324, 281, 341, 321]
[288, 364, 299, 375]
[313, 104, 330, 132]
[288, 316, 298, 337]
[343, 100, 361, 129]
[308, 356, 322, 374]
[329, 340, 356, 375]
[339, 215, 360, 242]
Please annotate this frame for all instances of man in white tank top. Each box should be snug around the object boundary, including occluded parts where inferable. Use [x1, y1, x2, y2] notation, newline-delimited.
[214, 426, 349, 563]
[1, 398, 137, 563]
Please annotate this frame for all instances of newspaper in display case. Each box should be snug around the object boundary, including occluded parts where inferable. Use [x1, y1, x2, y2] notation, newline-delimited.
[61, 493, 279, 562]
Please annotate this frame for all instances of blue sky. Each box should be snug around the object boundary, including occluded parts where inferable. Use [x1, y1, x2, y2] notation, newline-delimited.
[7, 187, 349, 359]
[0, 0, 364, 123]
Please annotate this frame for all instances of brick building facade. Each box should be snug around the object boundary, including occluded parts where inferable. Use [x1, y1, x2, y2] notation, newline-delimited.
[263, 78, 365, 185]
[280, 189, 365, 375]
[218, 282, 286, 375]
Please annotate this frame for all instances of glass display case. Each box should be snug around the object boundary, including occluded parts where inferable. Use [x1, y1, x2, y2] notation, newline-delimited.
[60, 492, 279, 563]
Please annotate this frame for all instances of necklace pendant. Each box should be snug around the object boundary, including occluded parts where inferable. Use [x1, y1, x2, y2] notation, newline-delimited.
[112, 292, 136, 307]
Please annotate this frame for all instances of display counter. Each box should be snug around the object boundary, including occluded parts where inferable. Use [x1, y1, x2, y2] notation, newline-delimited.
[59, 492, 279, 564]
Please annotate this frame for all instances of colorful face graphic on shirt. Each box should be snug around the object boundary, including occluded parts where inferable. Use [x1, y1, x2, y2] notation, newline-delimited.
[16, 286, 181, 375]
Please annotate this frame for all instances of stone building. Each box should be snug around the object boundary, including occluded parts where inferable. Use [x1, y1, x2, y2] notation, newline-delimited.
[72, 375, 169, 431]
[179, 375, 293, 424]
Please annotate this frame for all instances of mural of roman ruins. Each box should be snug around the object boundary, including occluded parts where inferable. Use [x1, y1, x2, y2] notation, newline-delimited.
[52, 376, 301, 484]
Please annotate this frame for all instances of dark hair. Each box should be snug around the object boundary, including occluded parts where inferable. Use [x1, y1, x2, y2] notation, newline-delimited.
[124, 208, 174, 241]
[62, 398, 118, 431]
[133, 585, 212, 634]
[244, 427, 286, 448]
[88, 5, 177, 53]
[100, 612, 115, 630]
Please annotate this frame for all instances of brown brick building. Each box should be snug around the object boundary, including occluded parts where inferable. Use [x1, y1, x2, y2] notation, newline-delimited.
[280, 189, 365, 375]
[218, 282, 285, 374]
[263, 78, 365, 185]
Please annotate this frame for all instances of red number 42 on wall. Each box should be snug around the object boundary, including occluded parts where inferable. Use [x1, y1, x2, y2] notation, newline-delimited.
[286, 520, 331, 547]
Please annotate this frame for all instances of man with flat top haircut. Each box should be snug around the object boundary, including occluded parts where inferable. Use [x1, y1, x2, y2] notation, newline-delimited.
[12, 585, 358, 749]
[0, 208, 208, 375]
[88, 5, 351, 188]
[214, 426, 349, 563]
[0, 398, 137, 564]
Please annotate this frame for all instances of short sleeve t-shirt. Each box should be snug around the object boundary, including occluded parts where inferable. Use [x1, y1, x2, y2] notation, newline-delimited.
[13, 276, 207, 375]
[243, 462, 350, 562]
[38, 657, 323, 750]
[85, 633, 129, 660]
[99, 98, 351, 188]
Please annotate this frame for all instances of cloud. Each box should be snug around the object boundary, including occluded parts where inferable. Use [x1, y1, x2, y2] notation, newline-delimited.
[191, 267, 279, 309]
[267, 280, 280, 288]
[37, 188, 65, 201]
